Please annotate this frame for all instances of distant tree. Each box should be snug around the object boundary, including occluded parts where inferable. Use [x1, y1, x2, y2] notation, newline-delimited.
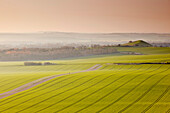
[135, 44, 139, 46]
[24, 62, 42, 66]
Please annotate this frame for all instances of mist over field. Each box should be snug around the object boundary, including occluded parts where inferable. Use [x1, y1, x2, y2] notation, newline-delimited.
[0, 0, 170, 112]
[0, 32, 170, 48]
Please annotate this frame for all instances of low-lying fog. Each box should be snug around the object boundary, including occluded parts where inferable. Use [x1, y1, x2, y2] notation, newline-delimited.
[0, 32, 170, 49]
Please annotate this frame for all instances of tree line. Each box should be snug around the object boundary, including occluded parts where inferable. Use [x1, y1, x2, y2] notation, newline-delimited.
[0, 45, 117, 61]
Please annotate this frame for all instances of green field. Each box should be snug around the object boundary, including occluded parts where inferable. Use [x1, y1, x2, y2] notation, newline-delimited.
[0, 47, 170, 113]
[115, 47, 170, 55]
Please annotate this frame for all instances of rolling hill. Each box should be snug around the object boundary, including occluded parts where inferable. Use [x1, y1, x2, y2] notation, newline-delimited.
[122, 40, 152, 47]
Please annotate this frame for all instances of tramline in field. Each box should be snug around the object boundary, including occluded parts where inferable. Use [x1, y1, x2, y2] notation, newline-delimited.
[0, 47, 170, 113]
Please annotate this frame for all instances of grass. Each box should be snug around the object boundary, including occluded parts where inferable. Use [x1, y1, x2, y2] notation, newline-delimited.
[122, 40, 152, 47]
[0, 47, 169, 113]
[114, 47, 170, 55]
[0, 64, 94, 93]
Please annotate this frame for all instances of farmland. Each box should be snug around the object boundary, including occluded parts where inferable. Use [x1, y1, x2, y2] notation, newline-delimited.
[0, 47, 170, 113]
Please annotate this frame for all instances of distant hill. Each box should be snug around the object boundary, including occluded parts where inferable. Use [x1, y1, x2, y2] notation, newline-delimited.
[0, 32, 169, 49]
[122, 40, 152, 47]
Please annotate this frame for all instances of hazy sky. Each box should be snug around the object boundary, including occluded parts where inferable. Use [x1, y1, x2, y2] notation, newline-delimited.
[0, 0, 170, 33]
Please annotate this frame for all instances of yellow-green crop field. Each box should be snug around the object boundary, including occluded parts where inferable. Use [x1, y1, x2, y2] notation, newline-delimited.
[0, 47, 170, 113]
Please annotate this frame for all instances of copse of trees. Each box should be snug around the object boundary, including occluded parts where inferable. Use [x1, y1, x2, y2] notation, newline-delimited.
[44, 62, 57, 65]
[24, 62, 42, 66]
[24, 62, 57, 66]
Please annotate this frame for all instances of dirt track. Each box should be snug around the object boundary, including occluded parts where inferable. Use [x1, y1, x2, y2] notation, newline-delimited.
[0, 64, 102, 99]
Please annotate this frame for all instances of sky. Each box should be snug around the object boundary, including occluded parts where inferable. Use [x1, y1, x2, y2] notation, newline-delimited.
[0, 0, 170, 33]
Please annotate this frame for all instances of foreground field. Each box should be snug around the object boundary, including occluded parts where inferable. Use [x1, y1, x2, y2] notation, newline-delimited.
[0, 63, 94, 93]
[0, 64, 169, 113]
[0, 48, 170, 113]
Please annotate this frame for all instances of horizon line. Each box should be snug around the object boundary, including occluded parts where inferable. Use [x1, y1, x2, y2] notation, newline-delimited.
[0, 31, 170, 34]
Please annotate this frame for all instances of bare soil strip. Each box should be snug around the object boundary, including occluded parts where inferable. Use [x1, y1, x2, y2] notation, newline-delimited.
[0, 64, 102, 99]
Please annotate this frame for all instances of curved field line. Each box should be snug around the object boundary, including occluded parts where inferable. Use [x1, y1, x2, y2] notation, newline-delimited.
[118, 72, 169, 112]
[1, 75, 54, 92]
[0, 64, 101, 100]
[0, 64, 101, 96]
[3, 73, 102, 112]
[17, 66, 134, 113]
[4, 66, 129, 112]
[0, 74, 70, 103]
[0, 77, 30, 88]
[0, 65, 67, 90]
[53, 66, 156, 113]
[33, 66, 143, 113]
[19, 66, 145, 113]
[75, 66, 160, 113]
[0, 77, 19, 84]
[0, 65, 105, 104]
[0, 67, 105, 112]
[34, 73, 118, 112]
[29, 64, 93, 89]
[0, 65, 143, 105]
[109, 65, 124, 70]
[0, 73, 83, 105]
[77, 64, 95, 70]
[108, 65, 121, 70]
[36, 66, 143, 113]
[99, 65, 108, 70]
[0, 66, 53, 91]
[0, 64, 49, 84]
[166, 106, 170, 113]
[108, 65, 116, 70]
[0, 66, 103, 105]
[96, 67, 169, 113]
[142, 86, 170, 113]
[33, 66, 135, 113]
[100, 65, 115, 70]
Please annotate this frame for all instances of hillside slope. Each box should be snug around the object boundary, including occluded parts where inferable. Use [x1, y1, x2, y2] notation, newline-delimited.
[122, 40, 152, 47]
